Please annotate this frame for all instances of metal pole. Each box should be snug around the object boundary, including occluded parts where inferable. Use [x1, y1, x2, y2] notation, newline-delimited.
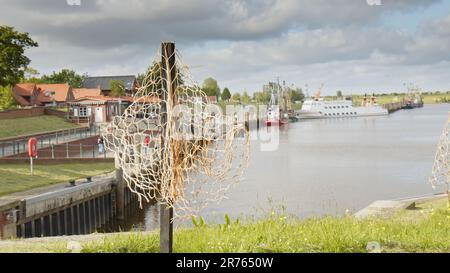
[160, 42, 176, 254]
[66, 143, 69, 159]
[51, 144, 55, 159]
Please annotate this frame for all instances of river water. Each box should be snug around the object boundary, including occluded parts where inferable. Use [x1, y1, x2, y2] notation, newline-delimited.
[128, 104, 449, 230]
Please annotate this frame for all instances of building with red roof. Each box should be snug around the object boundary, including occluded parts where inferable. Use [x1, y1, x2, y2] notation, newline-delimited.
[12, 83, 74, 107]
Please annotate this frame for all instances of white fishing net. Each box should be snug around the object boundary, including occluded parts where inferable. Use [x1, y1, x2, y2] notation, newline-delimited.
[102, 44, 250, 219]
[429, 113, 449, 200]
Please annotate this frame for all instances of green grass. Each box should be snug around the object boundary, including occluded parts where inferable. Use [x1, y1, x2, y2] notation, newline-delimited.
[0, 116, 80, 139]
[0, 163, 115, 196]
[80, 199, 450, 253]
[348, 94, 450, 106]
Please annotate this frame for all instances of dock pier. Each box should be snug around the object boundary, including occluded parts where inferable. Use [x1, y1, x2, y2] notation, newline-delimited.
[383, 101, 407, 113]
[0, 170, 140, 240]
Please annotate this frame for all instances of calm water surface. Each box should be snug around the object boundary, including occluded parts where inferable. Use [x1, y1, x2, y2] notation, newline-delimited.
[130, 104, 450, 230]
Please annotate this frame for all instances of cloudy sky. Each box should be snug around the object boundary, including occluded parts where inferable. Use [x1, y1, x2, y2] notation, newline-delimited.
[1, 0, 450, 95]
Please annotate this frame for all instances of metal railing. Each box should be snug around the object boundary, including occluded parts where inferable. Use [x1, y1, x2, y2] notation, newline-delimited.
[4, 143, 112, 159]
[0, 126, 100, 158]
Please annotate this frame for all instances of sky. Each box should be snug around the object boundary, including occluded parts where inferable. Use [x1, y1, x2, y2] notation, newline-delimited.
[1, 0, 450, 95]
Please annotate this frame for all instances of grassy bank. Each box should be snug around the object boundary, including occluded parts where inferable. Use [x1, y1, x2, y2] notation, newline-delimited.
[0, 163, 114, 196]
[0, 198, 447, 253]
[349, 94, 450, 106]
[78, 199, 449, 253]
[0, 116, 80, 139]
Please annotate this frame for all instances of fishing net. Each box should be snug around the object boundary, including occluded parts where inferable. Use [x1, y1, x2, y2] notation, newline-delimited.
[429, 113, 449, 201]
[102, 44, 250, 219]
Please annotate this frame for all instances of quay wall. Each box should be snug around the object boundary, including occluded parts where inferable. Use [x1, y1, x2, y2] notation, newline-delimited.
[0, 170, 139, 240]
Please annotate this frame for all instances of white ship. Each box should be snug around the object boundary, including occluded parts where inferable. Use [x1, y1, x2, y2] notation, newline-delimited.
[297, 89, 388, 119]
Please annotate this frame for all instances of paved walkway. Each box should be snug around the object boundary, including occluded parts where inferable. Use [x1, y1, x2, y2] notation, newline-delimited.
[354, 193, 447, 219]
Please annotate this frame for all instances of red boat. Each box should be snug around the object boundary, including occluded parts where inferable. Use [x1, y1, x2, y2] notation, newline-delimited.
[265, 118, 288, 126]
[265, 108, 289, 127]
[264, 83, 289, 127]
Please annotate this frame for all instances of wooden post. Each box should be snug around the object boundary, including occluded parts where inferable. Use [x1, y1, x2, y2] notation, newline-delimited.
[160, 42, 176, 253]
[30, 157, 33, 175]
[115, 167, 125, 222]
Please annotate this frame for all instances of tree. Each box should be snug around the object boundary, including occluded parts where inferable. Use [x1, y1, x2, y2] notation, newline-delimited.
[290, 88, 305, 103]
[337, 90, 343, 98]
[221, 87, 231, 102]
[21, 67, 43, 84]
[23, 67, 40, 80]
[242, 91, 251, 104]
[202, 77, 220, 98]
[138, 62, 184, 95]
[0, 26, 38, 86]
[253, 91, 272, 104]
[231, 93, 241, 103]
[0, 86, 16, 110]
[40, 69, 85, 88]
[110, 80, 125, 97]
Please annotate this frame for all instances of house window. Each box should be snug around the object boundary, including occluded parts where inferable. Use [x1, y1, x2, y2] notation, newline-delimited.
[79, 106, 89, 117]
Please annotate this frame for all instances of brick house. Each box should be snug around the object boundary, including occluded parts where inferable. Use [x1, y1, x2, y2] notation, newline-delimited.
[13, 83, 74, 107]
[67, 95, 160, 124]
[36, 84, 74, 107]
[12, 84, 40, 106]
[67, 96, 131, 124]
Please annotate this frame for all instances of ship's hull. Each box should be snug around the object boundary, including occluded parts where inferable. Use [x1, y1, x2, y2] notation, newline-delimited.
[297, 107, 388, 120]
[297, 99, 388, 120]
[297, 111, 388, 119]
[265, 118, 289, 126]
[402, 102, 424, 110]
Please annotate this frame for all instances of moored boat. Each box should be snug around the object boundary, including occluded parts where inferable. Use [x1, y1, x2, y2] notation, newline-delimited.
[297, 92, 388, 120]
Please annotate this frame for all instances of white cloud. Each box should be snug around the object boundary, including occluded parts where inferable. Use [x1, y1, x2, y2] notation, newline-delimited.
[0, 0, 449, 93]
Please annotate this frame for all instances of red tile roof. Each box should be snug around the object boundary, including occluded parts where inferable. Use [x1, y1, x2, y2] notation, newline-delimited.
[13, 84, 36, 96]
[36, 84, 72, 103]
[12, 84, 38, 106]
[73, 88, 102, 100]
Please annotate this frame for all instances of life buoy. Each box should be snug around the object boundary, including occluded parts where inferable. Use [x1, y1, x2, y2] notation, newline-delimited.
[28, 138, 38, 157]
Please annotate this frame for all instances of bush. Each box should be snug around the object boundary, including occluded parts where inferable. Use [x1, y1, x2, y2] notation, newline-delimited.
[0, 86, 17, 111]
